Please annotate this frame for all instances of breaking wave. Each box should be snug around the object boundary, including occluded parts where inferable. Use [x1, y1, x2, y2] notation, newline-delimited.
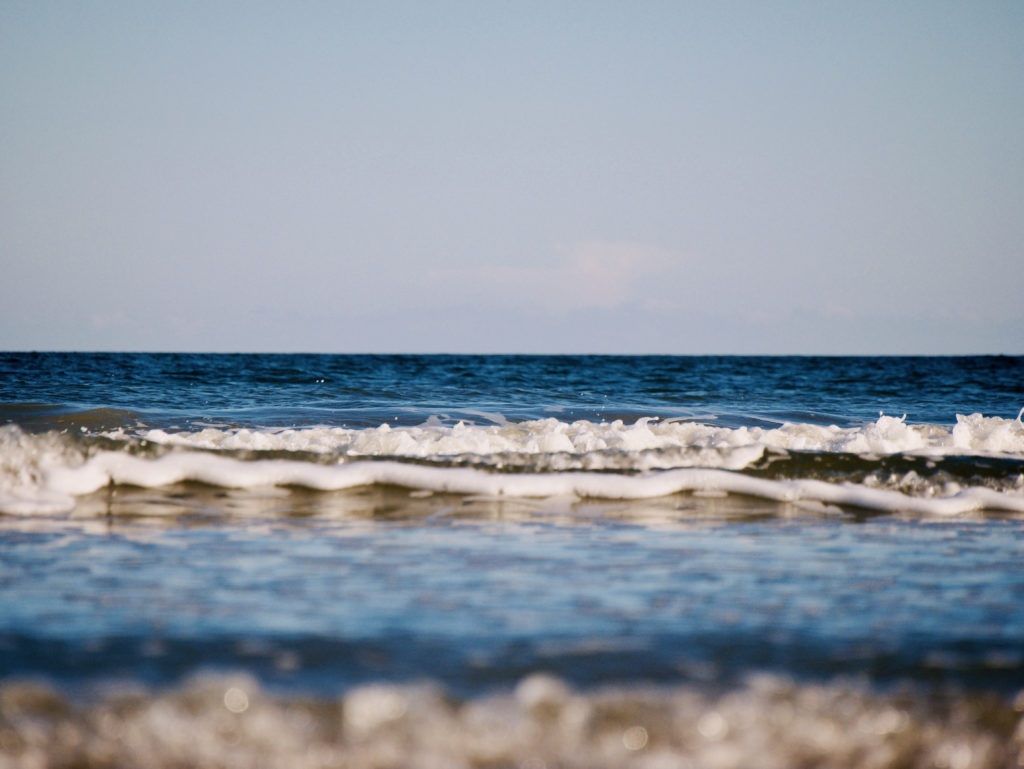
[1, 413, 1023, 516]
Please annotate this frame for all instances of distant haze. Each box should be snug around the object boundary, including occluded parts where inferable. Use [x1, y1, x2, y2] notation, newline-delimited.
[2, 1, 1022, 353]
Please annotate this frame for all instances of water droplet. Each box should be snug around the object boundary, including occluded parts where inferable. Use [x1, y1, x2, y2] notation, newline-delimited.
[223, 687, 249, 714]
[622, 725, 648, 751]
[697, 711, 728, 741]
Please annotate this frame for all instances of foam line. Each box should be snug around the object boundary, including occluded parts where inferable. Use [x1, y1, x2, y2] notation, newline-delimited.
[131, 412, 1024, 460]
[37, 453, 1024, 516]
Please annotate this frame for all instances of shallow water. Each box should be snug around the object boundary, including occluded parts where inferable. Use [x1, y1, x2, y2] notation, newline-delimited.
[3, 491, 1024, 696]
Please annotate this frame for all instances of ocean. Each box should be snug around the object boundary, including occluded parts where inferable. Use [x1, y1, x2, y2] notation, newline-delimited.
[1, 352, 1023, 768]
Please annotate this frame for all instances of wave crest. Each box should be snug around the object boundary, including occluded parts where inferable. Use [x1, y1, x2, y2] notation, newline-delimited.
[2, 414, 1023, 516]
[130, 412, 1024, 461]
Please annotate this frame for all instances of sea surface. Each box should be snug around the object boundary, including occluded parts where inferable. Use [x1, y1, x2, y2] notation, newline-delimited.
[1, 352, 1023, 768]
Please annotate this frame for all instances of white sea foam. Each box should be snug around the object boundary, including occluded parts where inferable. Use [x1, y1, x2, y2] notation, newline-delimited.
[1, 672, 1020, 769]
[130, 412, 1024, 461]
[2, 414, 1023, 516]
[32, 453, 1023, 516]
[0, 425, 88, 515]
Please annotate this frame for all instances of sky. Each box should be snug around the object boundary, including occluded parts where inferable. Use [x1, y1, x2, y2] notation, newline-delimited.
[2, 1, 1022, 354]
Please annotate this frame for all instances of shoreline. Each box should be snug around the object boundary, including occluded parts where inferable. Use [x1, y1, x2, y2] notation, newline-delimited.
[2, 671, 1020, 769]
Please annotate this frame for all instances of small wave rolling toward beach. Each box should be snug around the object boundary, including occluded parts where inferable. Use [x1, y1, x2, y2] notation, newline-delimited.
[2, 410, 1023, 517]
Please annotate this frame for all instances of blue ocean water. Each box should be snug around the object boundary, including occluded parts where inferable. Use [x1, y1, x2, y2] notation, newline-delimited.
[3, 352, 1022, 429]
[2, 353, 1023, 766]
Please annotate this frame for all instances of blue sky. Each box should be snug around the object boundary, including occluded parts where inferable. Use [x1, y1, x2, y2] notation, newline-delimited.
[2, 1, 1022, 353]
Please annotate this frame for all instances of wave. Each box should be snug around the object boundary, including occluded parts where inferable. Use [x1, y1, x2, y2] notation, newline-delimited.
[2, 414, 1023, 516]
[127, 411, 1024, 459]
[0, 403, 143, 432]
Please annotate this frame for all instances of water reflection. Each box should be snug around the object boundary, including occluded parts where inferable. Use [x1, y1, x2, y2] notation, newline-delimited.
[2, 484, 1023, 709]
[11, 481, 925, 537]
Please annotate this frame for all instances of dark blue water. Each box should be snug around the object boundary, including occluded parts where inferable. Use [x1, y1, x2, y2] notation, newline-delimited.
[3, 353, 1022, 429]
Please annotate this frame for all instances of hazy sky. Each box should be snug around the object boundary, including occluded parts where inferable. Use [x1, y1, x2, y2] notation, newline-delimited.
[2, 1, 1022, 353]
